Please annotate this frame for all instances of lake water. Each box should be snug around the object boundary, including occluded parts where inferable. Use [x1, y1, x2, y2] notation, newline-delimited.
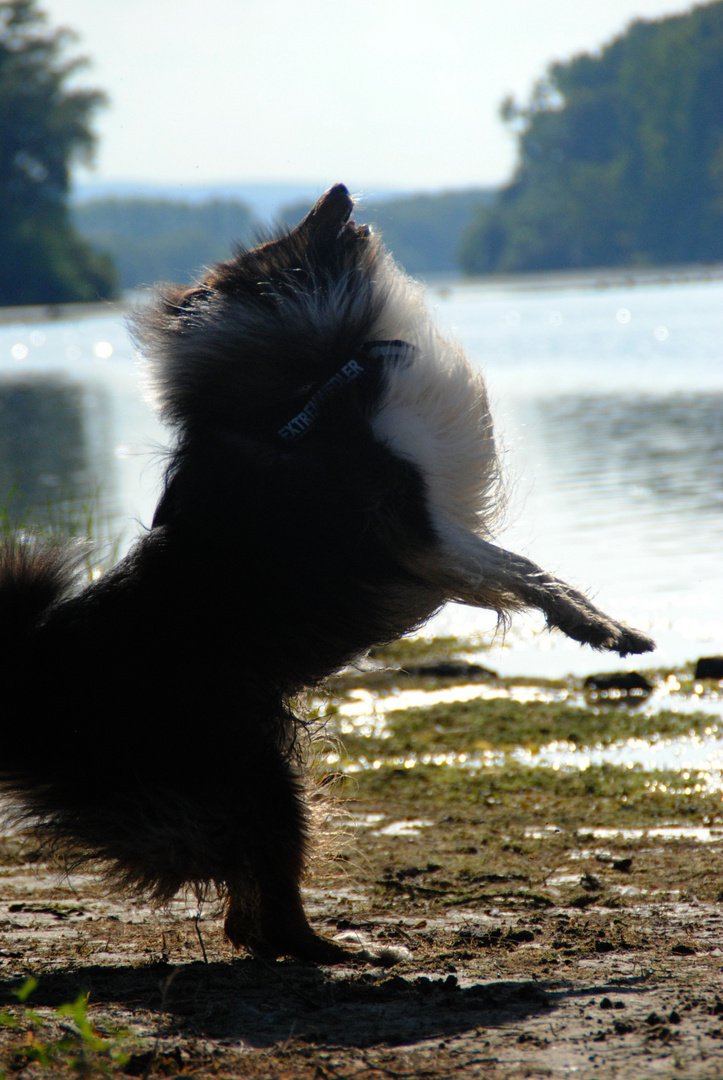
[0, 271, 720, 679]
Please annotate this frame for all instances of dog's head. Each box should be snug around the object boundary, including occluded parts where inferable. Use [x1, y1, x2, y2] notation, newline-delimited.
[205, 183, 374, 300]
[133, 185, 393, 432]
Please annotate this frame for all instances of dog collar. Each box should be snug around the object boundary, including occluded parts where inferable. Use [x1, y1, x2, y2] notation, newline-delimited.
[277, 339, 414, 442]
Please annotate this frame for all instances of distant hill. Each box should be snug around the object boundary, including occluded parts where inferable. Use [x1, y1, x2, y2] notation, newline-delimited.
[280, 189, 496, 275]
[72, 180, 406, 225]
[73, 185, 497, 288]
[72, 198, 257, 288]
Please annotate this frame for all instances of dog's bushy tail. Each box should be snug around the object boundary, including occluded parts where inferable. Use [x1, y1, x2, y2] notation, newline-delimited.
[0, 538, 85, 643]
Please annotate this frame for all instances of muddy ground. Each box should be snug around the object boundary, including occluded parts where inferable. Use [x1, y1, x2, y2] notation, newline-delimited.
[0, 650, 722, 1078]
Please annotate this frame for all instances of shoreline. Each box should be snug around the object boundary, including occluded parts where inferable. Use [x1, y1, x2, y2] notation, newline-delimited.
[1, 258, 722, 324]
[433, 260, 723, 292]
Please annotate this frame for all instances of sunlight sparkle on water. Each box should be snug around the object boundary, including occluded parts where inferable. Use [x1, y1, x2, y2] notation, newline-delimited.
[330, 680, 723, 791]
[337, 682, 574, 732]
[575, 825, 723, 843]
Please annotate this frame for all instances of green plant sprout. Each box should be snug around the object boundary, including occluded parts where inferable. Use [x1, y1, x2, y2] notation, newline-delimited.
[0, 977, 131, 1077]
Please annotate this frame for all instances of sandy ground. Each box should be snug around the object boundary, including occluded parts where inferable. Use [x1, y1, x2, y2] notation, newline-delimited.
[1, 649, 722, 1076]
[0, 806, 721, 1079]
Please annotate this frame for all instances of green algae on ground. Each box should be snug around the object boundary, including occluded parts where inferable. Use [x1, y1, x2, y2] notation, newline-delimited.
[340, 761, 722, 820]
[367, 636, 494, 667]
[333, 760, 723, 912]
[314, 636, 723, 860]
[323, 698, 718, 762]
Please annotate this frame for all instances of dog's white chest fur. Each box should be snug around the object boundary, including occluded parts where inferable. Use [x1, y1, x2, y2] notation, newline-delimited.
[368, 256, 500, 542]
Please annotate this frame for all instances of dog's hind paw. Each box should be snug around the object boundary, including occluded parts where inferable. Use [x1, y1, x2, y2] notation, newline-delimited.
[270, 931, 352, 965]
[224, 893, 352, 964]
[233, 926, 351, 965]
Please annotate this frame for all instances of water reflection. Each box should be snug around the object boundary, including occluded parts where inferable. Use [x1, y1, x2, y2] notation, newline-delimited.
[0, 377, 117, 529]
[521, 393, 723, 531]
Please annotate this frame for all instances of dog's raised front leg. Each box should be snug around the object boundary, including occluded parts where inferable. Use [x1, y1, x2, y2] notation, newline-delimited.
[413, 521, 654, 657]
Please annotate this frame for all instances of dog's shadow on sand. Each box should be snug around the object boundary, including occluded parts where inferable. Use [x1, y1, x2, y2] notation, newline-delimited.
[0, 960, 552, 1047]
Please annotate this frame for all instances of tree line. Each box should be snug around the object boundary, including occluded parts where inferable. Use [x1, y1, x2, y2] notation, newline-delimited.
[461, 1, 723, 274]
[69, 189, 494, 291]
[2, 0, 723, 306]
[71, 198, 257, 290]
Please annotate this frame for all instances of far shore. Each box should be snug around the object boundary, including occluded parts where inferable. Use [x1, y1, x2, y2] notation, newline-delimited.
[2, 259, 723, 325]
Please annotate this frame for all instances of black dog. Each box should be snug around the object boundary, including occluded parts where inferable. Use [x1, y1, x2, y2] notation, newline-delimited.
[0, 185, 653, 962]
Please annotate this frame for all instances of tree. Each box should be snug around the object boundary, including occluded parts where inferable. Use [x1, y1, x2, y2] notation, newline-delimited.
[0, 0, 116, 304]
[461, 1, 723, 274]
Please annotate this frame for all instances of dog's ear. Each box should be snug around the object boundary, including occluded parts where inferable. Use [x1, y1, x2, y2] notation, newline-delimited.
[156, 283, 212, 316]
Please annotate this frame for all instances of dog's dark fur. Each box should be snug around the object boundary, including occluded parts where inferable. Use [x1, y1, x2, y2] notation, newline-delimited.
[0, 185, 654, 962]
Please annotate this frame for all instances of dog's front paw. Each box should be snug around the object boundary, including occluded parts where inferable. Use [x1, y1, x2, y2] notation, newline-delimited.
[557, 609, 655, 656]
[607, 623, 656, 657]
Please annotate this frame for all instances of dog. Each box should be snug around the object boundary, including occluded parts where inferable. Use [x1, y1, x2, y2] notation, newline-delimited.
[0, 184, 654, 963]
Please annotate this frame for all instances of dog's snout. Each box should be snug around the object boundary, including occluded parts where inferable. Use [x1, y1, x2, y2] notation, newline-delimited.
[299, 183, 354, 238]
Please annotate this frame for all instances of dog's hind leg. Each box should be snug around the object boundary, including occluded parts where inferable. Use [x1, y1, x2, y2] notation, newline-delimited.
[224, 867, 348, 964]
[222, 754, 348, 964]
[413, 519, 654, 657]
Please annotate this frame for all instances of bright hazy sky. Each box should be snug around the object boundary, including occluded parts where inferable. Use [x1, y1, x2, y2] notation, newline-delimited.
[44, 0, 697, 195]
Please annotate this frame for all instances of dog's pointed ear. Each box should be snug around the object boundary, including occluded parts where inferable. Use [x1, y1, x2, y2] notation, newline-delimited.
[157, 283, 211, 315]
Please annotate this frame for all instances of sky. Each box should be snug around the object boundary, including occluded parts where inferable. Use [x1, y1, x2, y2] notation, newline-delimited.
[42, 0, 699, 198]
